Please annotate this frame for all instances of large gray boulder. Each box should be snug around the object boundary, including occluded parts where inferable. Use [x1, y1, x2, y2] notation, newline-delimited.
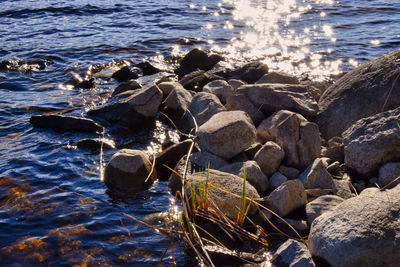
[271, 239, 315, 267]
[343, 106, 400, 176]
[316, 49, 400, 139]
[197, 111, 257, 160]
[308, 184, 400, 267]
[257, 110, 321, 168]
[305, 195, 344, 225]
[87, 84, 162, 129]
[104, 149, 157, 195]
[237, 84, 318, 117]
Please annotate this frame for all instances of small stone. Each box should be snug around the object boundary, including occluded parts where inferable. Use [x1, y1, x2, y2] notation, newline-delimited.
[269, 172, 288, 190]
[298, 158, 334, 189]
[254, 141, 285, 176]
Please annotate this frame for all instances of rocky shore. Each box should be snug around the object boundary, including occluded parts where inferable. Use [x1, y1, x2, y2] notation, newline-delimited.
[30, 48, 400, 266]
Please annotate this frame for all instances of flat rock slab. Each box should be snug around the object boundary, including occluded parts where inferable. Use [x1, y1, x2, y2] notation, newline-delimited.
[30, 115, 104, 133]
[308, 184, 400, 267]
[317, 49, 400, 139]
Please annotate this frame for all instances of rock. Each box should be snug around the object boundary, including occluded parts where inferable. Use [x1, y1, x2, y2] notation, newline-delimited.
[225, 94, 265, 125]
[228, 79, 246, 90]
[378, 162, 400, 188]
[308, 184, 400, 267]
[353, 180, 366, 193]
[158, 81, 181, 96]
[257, 110, 321, 168]
[305, 189, 332, 201]
[77, 78, 95, 89]
[154, 139, 193, 181]
[30, 115, 104, 133]
[179, 70, 221, 91]
[162, 84, 192, 121]
[168, 152, 228, 193]
[343, 107, 400, 177]
[87, 84, 162, 130]
[179, 92, 225, 132]
[256, 71, 300, 85]
[271, 239, 315, 267]
[269, 172, 288, 190]
[104, 149, 157, 195]
[186, 169, 259, 220]
[175, 48, 223, 77]
[112, 66, 138, 82]
[136, 61, 161, 76]
[321, 136, 344, 163]
[279, 165, 300, 179]
[254, 141, 285, 176]
[237, 84, 318, 117]
[75, 138, 115, 151]
[298, 158, 334, 189]
[244, 142, 263, 159]
[220, 61, 269, 84]
[219, 161, 269, 195]
[197, 111, 257, 160]
[112, 80, 141, 97]
[267, 180, 307, 217]
[202, 80, 234, 104]
[316, 49, 400, 139]
[305, 195, 344, 225]
[332, 179, 353, 199]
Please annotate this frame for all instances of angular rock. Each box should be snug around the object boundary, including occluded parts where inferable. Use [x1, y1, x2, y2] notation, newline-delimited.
[254, 141, 285, 176]
[219, 161, 269, 195]
[220, 61, 269, 84]
[112, 66, 138, 82]
[378, 162, 400, 188]
[308, 184, 400, 267]
[75, 138, 115, 151]
[271, 239, 315, 267]
[227, 79, 246, 90]
[202, 80, 234, 104]
[269, 172, 288, 190]
[136, 61, 161, 76]
[179, 70, 221, 91]
[279, 165, 300, 179]
[316, 49, 400, 139]
[158, 81, 181, 96]
[162, 84, 192, 121]
[256, 71, 300, 85]
[237, 84, 318, 117]
[30, 115, 104, 133]
[267, 180, 307, 217]
[87, 84, 162, 130]
[332, 179, 353, 199]
[104, 149, 156, 195]
[305, 195, 344, 225]
[257, 110, 321, 168]
[225, 94, 265, 125]
[197, 111, 257, 160]
[112, 80, 141, 97]
[298, 158, 334, 189]
[343, 107, 400, 176]
[175, 48, 223, 77]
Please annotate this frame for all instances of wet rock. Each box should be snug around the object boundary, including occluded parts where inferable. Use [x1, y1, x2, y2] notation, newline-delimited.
[155, 139, 194, 181]
[321, 136, 344, 163]
[202, 80, 234, 104]
[104, 149, 157, 195]
[237, 84, 318, 117]
[220, 61, 269, 84]
[87, 84, 162, 130]
[162, 84, 192, 121]
[112, 80, 141, 97]
[298, 158, 334, 190]
[187, 169, 260, 219]
[316, 49, 400, 139]
[75, 138, 115, 151]
[225, 94, 265, 125]
[77, 78, 95, 89]
[219, 160, 269, 195]
[257, 110, 321, 168]
[136, 61, 161, 76]
[305, 195, 344, 225]
[112, 66, 138, 82]
[269, 172, 288, 190]
[254, 141, 285, 176]
[197, 111, 257, 160]
[378, 162, 400, 188]
[271, 239, 315, 267]
[279, 165, 300, 179]
[30, 115, 104, 133]
[343, 107, 400, 177]
[179, 92, 225, 132]
[308, 185, 400, 267]
[267, 180, 307, 217]
[256, 71, 300, 85]
[179, 70, 221, 91]
[175, 48, 223, 78]
[227, 79, 246, 90]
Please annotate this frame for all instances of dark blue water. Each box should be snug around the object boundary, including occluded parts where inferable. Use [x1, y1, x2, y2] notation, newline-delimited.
[0, 0, 399, 265]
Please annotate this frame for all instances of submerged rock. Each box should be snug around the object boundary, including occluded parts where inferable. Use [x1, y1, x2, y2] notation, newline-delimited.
[30, 115, 104, 133]
[104, 149, 157, 195]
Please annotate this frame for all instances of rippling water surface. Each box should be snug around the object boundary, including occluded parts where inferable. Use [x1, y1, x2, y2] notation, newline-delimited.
[0, 0, 399, 265]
